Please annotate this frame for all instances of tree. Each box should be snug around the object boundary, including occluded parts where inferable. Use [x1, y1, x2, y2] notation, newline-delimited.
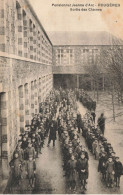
[100, 38, 123, 103]
[84, 53, 102, 101]
[99, 38, 123, 121]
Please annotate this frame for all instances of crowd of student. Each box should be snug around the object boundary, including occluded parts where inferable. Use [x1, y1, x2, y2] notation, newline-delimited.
[8, 87, 123, 192]
[76, 88, 123, 188]
[57, 89, 89, 191]
[76, 88, 96, 111]
[9, 90, 59, 190]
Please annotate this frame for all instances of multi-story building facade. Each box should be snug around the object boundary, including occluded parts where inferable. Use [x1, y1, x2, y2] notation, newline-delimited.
[53, 46, 100, 66]
[0, 0, 53, 177]
[0, 0, 52, 65]
[51, 32, 123, 89]
[52, 45, 105, 89]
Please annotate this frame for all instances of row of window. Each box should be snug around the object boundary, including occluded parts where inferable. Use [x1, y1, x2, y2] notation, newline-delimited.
[0, 1, 52, 65]
[56, 48, 99, 53]
[57, 49, 73, 53]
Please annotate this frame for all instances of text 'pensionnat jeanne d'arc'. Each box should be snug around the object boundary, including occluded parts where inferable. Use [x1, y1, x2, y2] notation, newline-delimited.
[51, 3, 120, 8]
[52, 3, 120, 11]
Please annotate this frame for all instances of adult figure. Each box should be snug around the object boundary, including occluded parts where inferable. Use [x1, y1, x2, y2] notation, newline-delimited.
[76, 112, 82, 133]
[91, 110, 96, 123]
[98, 113, 106, 135]
[47, 117, 57, 147]
[9, 153, 22, 188]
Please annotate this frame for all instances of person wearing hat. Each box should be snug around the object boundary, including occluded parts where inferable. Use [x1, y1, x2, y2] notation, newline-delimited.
[67, 155, 77, 191]
[102, 140, 108, 153]
[40, 125, 45, 147]
[35, 131, 41, 156]
[111, 152, 116, 162]
[76, 152, 88, 190]
[97, 113, 106, 135]
[82, 125, 88, 139]
[98, 152, 107, 181]
[26, 156, 36, 188]
[31, 125, 35, 133]
[72, 136, 78, 149]
[76, 111, 82, 133]
[106, 156, 115, 187]
[89, 133, 95, 153]
[47, 117, 57, 147]
[31, 137, 39, 158]
[86, 131, 93, 152]
[76, 144, 82, 160]
[25, 142, 36, 161]
[73, 144, 80, 160]
[61, 131, 66, 143]
[57, 115, 62, 137]
[62, 141, 70, 172]
[69, 127, 75, 140]
[44, 114, 50, 136]
[92, 139, 98, 159]
[13, 144, 24, 163]
[106, 143, 112, 154]
[108, 147, 114, 157]
[21, 136, 28, 151]
[9, 153, 22, 187]
[99, 146, 105, 157]
[91, 110, 96, 124]
[82, 147, 89, 161]
[114, 157, 123, 187]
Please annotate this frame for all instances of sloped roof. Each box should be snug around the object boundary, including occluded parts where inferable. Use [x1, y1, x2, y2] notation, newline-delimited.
[47, 31, 123, 46]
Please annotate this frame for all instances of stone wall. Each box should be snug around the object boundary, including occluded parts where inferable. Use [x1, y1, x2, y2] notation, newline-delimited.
[0, 0, 52, 64]
[52, 65, 87, 74]
[0, 0, 54, 179]
[0, 53, 53, 163]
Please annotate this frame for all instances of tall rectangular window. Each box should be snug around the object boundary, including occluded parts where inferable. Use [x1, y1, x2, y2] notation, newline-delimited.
[18, 38, 22, 45]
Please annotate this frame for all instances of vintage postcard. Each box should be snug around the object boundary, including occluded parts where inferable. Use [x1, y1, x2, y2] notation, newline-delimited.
[0, 0, 123, 194]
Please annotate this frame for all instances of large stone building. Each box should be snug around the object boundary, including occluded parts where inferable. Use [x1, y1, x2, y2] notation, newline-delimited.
[0, 0, 53, 177]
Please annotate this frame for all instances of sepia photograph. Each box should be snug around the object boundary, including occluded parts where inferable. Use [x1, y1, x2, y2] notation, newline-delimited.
[0, 0, 123, 194]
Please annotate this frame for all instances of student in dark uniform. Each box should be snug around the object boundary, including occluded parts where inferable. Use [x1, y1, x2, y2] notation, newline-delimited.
[77, 153, 88, 190]
[67, 155, 77, 190]
[114, 157, 123, 187]
[31, 138, 39, 158]
[21, 136, 28, 151]
[13, 145, 24, 162]
[106, 157, 115, 187]
[25, 142, 35, 161]
[35, 131, 41, 157]
[26, 156, 36, 188]
[98, 152, 107, 181]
